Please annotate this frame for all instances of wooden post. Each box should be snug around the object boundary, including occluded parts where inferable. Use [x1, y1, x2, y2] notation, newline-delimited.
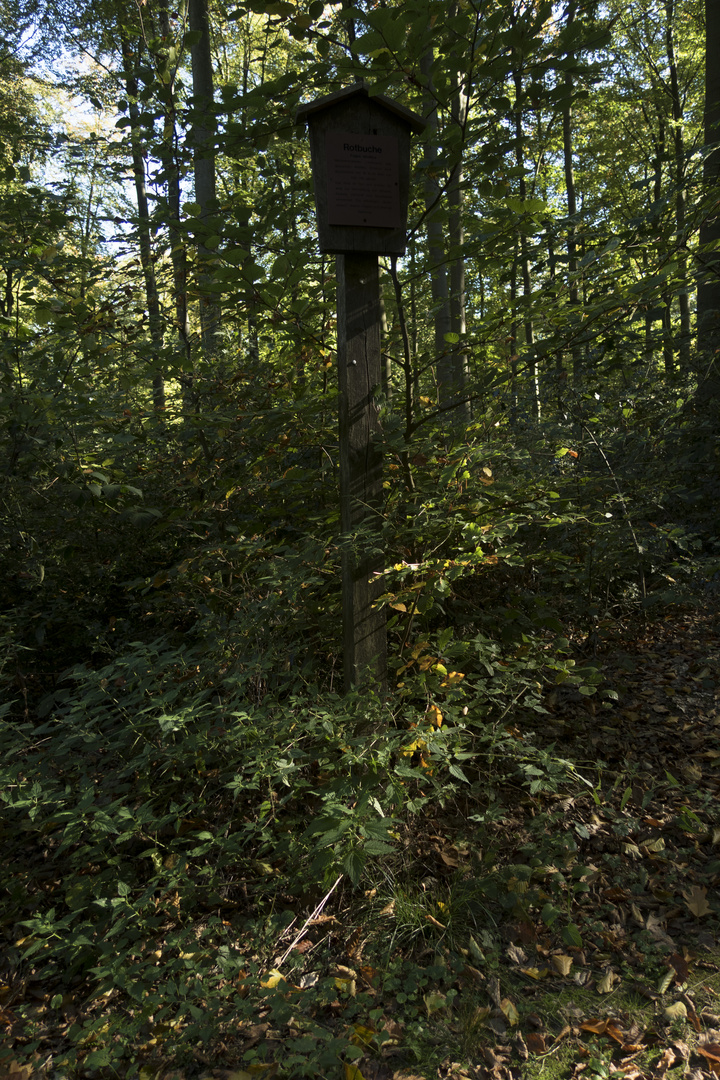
[296, 83, 424, 693]
[337, 252, 386, 692]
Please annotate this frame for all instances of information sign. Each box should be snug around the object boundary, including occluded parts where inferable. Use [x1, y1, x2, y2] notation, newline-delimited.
[325, 131, 401, 229]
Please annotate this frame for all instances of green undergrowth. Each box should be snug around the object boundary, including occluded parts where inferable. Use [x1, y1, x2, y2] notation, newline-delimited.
[1, 402, 719, 1077]
[0, 624, 608, 1077]
[2, 613, 720, 1077]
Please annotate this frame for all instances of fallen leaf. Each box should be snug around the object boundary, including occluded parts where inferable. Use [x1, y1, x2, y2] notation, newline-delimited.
[668, 953, 689, 983]
[424, 991, 447, 1016]
[680, 762, 703, 783]
[643, 837, 666, 853]
[684, 885, 711, 917]
[468, 935, 484, 963]
[664, 1001, 688, 1022]
[351, 1024, 376, 1048]
[551, 954, 573, 976]
[500, 998, 520, 1026]
[581, 1018, 608, 1034]
[604, 1020, 627, 1045]
[526, 1032, 547, 1054]
[697, 1041, 720, 1075]
[597, 971, 619, 994]
[520, 966, 549, 980]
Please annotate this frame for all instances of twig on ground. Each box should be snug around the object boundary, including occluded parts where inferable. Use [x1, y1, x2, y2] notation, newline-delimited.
[276, 875, 343, 967]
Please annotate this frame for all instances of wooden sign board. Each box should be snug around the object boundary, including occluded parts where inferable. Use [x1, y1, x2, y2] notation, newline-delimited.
[326, 132, 402, 228]
[296, 82, 424, 255]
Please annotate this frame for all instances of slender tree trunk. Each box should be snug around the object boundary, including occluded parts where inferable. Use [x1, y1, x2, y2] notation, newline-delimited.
[562, 0, 581, 389]
[510, 234, 519, 426]
[665, 0, 690, 374]
[697, 0, 720, 387]
[189, 0, 220, 353]
[645, 118, 665, 362]
[512, 49, 539, 420]
[420, 51, 452, 412]
[448, 64, 470, 427]
[120, 33, 165, 411]
[153, 0, 192, 390]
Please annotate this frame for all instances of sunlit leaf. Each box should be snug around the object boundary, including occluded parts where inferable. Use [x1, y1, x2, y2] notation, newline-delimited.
[597, 970, 619, 993]
[663, 1001, 687, 1022]
[424, 991, 447, 1016]
[500, 998, 520, 1026]
[551, 954, 573, 976]
[683, 885, 710, 916]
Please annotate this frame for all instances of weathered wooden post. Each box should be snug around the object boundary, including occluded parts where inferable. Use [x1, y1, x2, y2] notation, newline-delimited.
[296, 82, 424, 693]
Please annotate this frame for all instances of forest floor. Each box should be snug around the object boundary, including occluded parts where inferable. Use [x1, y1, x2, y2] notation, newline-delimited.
[377, 600, 720, 1080]
[4, 601, 720, 1080]
[264, 601, 720, 1080]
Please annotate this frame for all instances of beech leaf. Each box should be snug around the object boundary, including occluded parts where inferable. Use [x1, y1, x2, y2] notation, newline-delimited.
[663, 1001, 688, 1022]
[683, 885, 710, 917]
[597, 970, 619, 994]
[551, 954, 573, 976]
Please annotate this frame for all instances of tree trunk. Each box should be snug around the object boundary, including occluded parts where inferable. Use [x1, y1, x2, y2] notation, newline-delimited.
[189, 0, 220, 353]
[153, 0, 192, 388]
[512, 48, 539, 421]
[448, 65, 470, 427]
[562, 0, 582, 389]
[697, 0, 720, 384]
[120, 33, 165, 411]
[665, 0, 690, 374]
[420, 51, 453, 415]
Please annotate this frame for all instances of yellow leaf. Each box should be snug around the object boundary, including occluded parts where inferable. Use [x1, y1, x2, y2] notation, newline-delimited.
[351, 1024, 376, 1047]
[443, 671, 465, 686]
[597, 970, 619, 994]
[389, 602, 407, 612]
[520, 966, 550, 980]
[417, 655, 437, 671]
[664, 1001, 688, 1022]
[683, 885, 711, 917]
[3, 1065, 35, 1080]
[425, 705, 443, 728]
[643, 837, 665, 853]
[344, 1066, 365, 1080]
[424, 991, 448, 1016]
[334, 976, 356, 996]
[551, 954, 573, 976]
[260, 969, 286, 989]
[473, 1005, 493, 1024]
[500, 998, 520, 1026]
[468, 935, 484, 963]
